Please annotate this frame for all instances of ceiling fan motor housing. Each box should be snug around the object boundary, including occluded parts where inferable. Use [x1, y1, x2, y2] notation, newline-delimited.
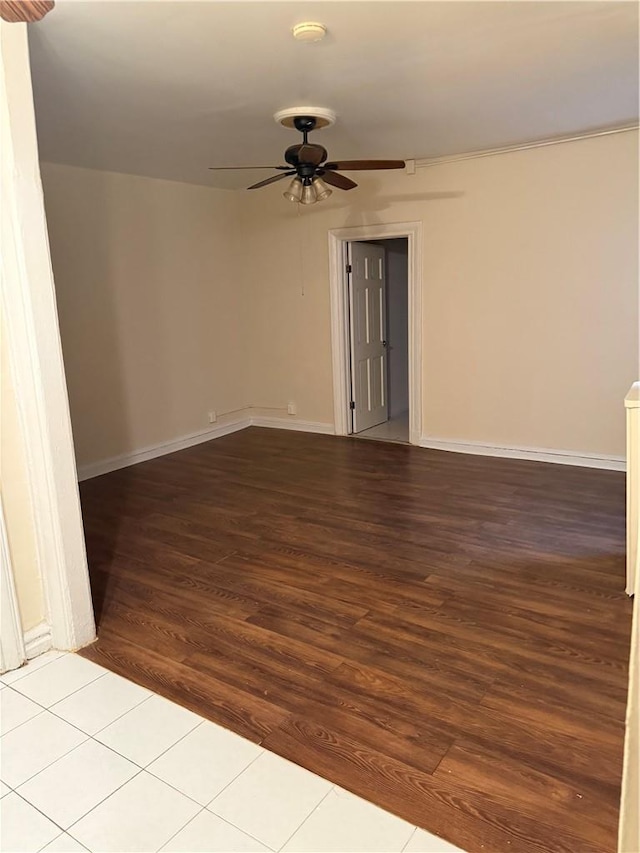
[284, 144, 328, 168]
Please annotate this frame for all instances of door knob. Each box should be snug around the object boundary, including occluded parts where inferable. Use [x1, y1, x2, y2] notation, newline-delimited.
[382, 340, 388, 347]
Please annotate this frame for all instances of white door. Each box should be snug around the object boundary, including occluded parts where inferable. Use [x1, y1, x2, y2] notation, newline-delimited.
[348, 242, 389, 433]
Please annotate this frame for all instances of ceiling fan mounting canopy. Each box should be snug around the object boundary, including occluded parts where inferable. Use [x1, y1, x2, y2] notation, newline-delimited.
[209, 109, 405, 203]
[273, 106, 336, 130]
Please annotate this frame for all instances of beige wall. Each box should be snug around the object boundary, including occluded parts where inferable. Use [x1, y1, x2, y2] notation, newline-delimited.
[242, 130, 638, 456]
[41, 164, 247, 468]
[1, 319, 44, 632]
[42, 130, 638, 468]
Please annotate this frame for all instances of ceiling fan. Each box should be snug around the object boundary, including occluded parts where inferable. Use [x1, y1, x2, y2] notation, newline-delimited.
[209, 114, 405, 205]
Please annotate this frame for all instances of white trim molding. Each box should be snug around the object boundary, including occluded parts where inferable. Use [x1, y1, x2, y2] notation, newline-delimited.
[77, 417, 252, 481]
[24, 621, 53, 660]
[415, 124, 638, 170]
[419, 436, 625, 471]
[252, 417, 334, 435]
[625, 382, 639, 596]
[0, 497, 26, 674]
[328, 221, 423, 445]
[1, 23, 95, 652]
[77, 417, 625, 483]
[77, 414, 335, 481]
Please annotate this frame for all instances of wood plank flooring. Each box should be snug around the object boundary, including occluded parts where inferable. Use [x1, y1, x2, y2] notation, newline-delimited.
[78, 427, 633, 853]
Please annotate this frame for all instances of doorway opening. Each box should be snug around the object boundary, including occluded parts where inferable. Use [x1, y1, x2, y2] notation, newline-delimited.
[328, 222, 422, 445]
[348, 238, 409, 444]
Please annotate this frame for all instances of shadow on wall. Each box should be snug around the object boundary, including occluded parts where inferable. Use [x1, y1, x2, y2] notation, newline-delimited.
[297, 176, 465, 227]
[43, 167, 205, 624]
[46, 168, 132, 469]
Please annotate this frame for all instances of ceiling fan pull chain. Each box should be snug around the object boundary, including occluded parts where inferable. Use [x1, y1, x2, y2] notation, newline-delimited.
[296, 203, 305, 298]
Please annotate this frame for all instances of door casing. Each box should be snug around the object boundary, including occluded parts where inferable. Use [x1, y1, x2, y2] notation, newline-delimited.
[328, 222, 423, 444]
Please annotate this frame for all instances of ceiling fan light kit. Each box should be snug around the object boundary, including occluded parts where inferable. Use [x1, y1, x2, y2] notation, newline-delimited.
[283, 175, 333, 205]
[209, 107, 405, 204]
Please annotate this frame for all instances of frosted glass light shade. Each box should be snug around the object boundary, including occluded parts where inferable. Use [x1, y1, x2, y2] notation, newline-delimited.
[300, 182, 318, 205]
[283, 178, 303, 202]
[313, 177, 332, 201]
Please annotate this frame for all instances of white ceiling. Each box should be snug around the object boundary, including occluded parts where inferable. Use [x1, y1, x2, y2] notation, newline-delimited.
[28, 1, 639, 189]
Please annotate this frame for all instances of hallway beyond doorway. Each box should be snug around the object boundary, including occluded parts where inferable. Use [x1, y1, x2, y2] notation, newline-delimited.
[355, 410, 409, 444]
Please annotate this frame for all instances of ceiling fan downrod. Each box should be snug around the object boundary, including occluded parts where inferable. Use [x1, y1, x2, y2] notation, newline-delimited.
[293, 115, 318, 145]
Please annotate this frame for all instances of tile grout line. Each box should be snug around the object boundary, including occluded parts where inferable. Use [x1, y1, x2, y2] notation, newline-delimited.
[0, 651, 66, 687]
[9, 789, 66, 840]
[4, 728, 92, 791]
[63, 750, 268, 853]
[6, 664, 109, 722]
[2, 674, 108, 732]
[0, 692, 47, 737]
[203, 747, 266, 815]
[116, 712, 205, 766]
[37, 829, 89, 853]
[155, 802, 211, 852]
[78, 689, 156, 738]
[10, 698, 171, 808]
[61, 719, 254, 847]
[16, 674, 267, 849]
[15, 739, 142, 829]
[153, 801, 275, 853]
[63, 766, 146, 837]
[273, 784, 336, 852]
[401, 826, 420, 852]
[6, 654, 457, 853]
[4, 684, 154, 798]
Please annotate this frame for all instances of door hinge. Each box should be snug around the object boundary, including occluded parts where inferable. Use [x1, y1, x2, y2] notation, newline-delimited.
[346, 264, 352, 274]
[349, 401, 355, 410]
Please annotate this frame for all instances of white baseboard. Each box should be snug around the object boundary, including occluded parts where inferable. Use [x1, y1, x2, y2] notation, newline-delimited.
[77, 418, 624, 482]
[77, 417, 252, 481]
[251, 416, 335, 435]
[418, 436, 626, 471]
[24, 621, 53, 659]
[77, 415, 335, 481]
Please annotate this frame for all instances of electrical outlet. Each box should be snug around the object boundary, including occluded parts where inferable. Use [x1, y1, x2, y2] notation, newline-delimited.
[208, 410, 217, 424]
[287, 402, 296, 416]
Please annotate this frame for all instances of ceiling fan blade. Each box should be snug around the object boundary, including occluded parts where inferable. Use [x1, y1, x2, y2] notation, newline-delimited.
[297, 144, 327, 166]
[209, 165, 290, 171]
[324, 160, 406, 171]
[319, 171, 357, 191]
[247, 172, 295, 190]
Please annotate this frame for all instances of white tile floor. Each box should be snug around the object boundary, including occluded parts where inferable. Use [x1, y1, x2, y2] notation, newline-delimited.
[1, 652, 464, 853]
[355, 411, 409, 444]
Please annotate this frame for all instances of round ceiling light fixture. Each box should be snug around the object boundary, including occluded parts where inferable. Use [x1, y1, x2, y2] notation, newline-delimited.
[292, 22, 327, 43]
[273, 106, 337, 130]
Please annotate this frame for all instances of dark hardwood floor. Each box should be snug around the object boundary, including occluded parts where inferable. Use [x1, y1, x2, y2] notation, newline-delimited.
[79, 427, 633, 853]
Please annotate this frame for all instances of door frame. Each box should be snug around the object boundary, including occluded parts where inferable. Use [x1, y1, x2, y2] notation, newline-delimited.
[2, 22, 95, 658]
[328, 222, 423, 444]
[0, 497, 26, 673]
